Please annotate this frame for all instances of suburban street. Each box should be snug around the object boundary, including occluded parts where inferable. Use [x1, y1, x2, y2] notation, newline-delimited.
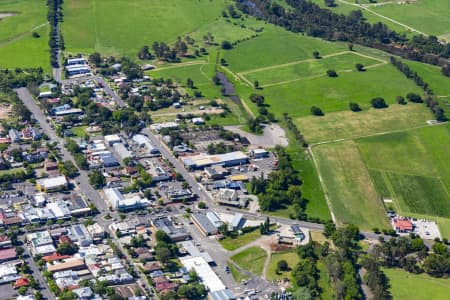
[62, 75, 126, 108]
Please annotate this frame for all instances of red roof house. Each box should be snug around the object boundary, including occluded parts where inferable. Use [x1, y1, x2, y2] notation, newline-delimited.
[0, 248, 17, 262]
[42, 253, 72, 262]
[14, 278, 30, 289]
[393, 218, 413, 232]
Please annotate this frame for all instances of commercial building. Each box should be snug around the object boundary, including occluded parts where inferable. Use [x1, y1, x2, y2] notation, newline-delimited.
[231, 213, 245, 230]
[36, 176, 68, 193]
[209, 289, 237, 300]
[0, 248, 17, 262]
[250, 148, 269, 159]
[100, 154, 120, 168]
[86, 223, 106, 242]
[0, 263, 20, 284]
[68, 224, 93, 247]
[104, 134, 122, 146]
[182, 151, 248, 170]
[180, 256, 226, 292]
[113, 143, 133, 161]
[132, 134, 160, 156]
[393, 218, 414, 233]
[179, 241, 214, 264]
[191, 213, 218, 236]
[167, 189, 195, 202]
[8, 129, 20, 143]
[152, 216, 190, 242]
[103, 188, 150, 211]
[47, 258, 85, 273]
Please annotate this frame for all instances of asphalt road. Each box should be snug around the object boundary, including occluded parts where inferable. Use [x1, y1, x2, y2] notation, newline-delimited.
[15, 88, 109, 215]
[22, 242, 55, 300]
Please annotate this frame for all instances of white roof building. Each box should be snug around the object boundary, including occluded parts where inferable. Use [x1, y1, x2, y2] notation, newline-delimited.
[37, 176, 68, 192]
[104, 134, 122, 146]
[180, 256, 226, 292]
[103, 188, 150, 211]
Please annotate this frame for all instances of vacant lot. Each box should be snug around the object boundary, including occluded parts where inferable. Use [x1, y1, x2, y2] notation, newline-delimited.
[242, 51, 382, 87]
[267, 250, 299, 280]
[313, 140, 389, 230]
[296, 104, 432, 144]
[385, 268, 450, 300]
[63, 0, 227, 56]
[230, 246, 267, 276]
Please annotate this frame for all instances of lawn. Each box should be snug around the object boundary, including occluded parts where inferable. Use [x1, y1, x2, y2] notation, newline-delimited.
[267, 250, 299, 281]
[295, 104, 432, 144]
[0, 0, 50, 72]
[384, 268, 450, 300]
[242, 51, 382, 87]
[219, 227, 262, 251]
[230, 246, 267, 276]
[313, 140, 389, 230]
[63, 0, 229, 56]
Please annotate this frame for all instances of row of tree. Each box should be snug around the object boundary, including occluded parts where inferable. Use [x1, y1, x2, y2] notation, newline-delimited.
[47, 0, 64, 67]
[390, 57, 446, 121]
[283, 113, 308, 147]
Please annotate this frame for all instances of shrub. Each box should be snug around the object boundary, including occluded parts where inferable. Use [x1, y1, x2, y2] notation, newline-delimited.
[371, 97, 388, 109]
[326, 69, 337, 77]
[349, 102, 361, 112]
[311, 106, 324, 116]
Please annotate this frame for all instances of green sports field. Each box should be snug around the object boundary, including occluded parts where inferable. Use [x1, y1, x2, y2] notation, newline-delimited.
[313, 140, 390, 230]
[63, 0, 230, 56]
[295, 104, 433, 144]
[384, 268, 450, 300]
[0, 0, 49, 71]
[357, 124, 450, 219]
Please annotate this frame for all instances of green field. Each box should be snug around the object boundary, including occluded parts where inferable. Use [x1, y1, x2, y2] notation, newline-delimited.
[230, 246, 267, 276]
[357, 124, 450, 220]
[242, 51, 383, 87]
[308, 0, 410, 35]
[260, 63, 422, 118]
[0, 0, 50, 71]
[313, 140, 389, 230]
[63, 0, 231, 56]
[223, 25, 347, 72]
[295, 104, 433, 144]
[385, 268, 450, 300]
[150, 62, 220, 98]
[372, 0, 450, 36]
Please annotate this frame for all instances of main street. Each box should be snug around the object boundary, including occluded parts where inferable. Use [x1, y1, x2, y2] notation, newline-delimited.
[15, 87, 155, 296]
